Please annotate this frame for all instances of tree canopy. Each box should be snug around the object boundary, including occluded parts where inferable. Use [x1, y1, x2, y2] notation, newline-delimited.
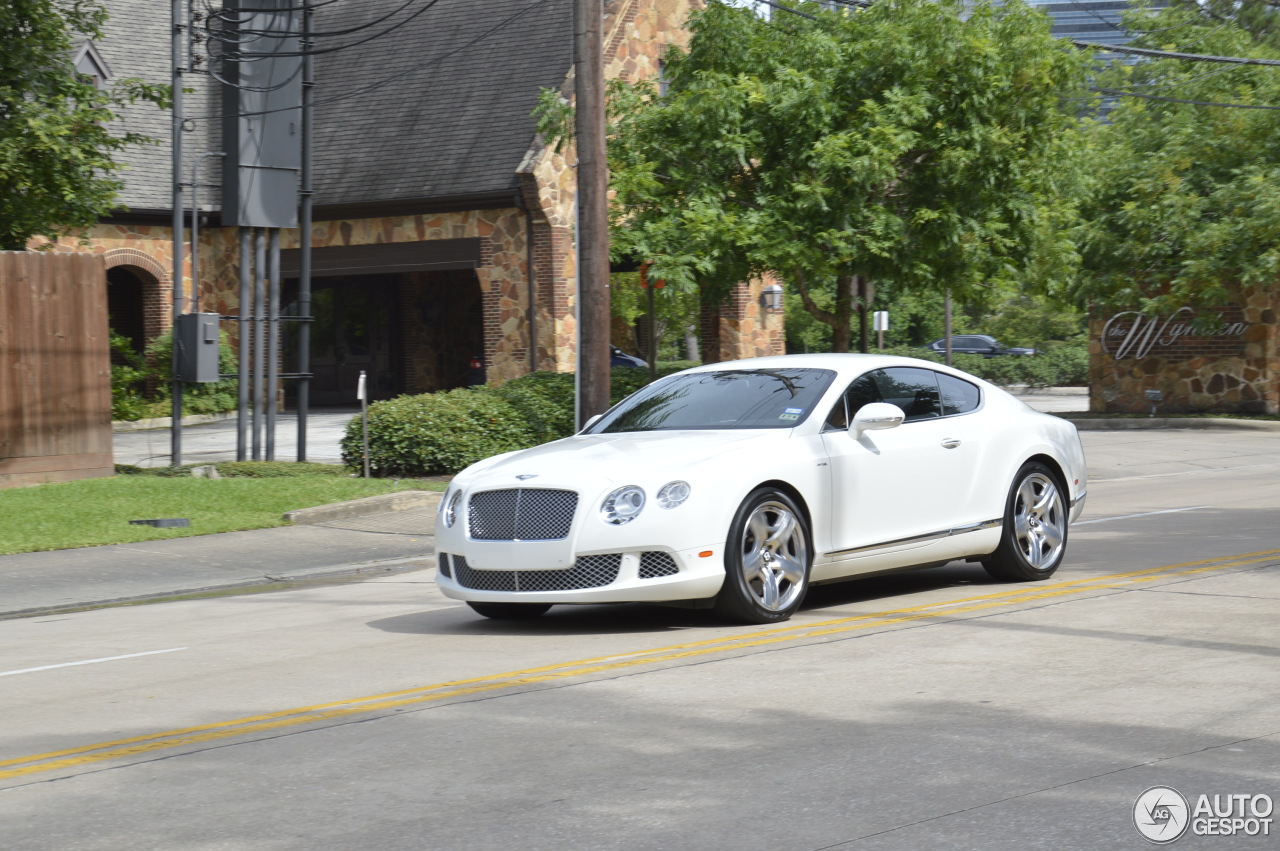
[1075, 0, 1280, 314]
[571, 0, 1091, 352]
[0, 0, 166, 250]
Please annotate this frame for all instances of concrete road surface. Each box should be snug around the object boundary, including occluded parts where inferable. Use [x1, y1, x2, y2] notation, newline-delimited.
[2, 429, 1276, 850]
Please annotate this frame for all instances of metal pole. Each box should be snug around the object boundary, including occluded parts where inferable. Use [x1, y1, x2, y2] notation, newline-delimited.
[297, 0, 314, 461]
[944, 290, 954, 367]
[574, 0, 610, 426]
[237, 227, 251, 460]
[359, 370, 370, 479]
[267, 229, 280, 460]
[646, 268, 657, 384]
[170, 0, 185, 468]
[253, 228, 266, 460]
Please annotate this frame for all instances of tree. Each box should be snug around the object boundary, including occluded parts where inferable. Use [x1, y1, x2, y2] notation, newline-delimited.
[1075, 1, 1280, 314]
[592, 0, 1090, 352]
[0, 1, 166, 250]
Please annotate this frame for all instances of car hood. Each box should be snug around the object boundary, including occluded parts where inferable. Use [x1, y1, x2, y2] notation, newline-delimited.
[458, 430, 785, 491]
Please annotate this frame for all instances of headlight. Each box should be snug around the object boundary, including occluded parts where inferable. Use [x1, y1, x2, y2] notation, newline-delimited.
[657, 480, 691, 509]
[442, 489, 462, 528]
[601, 485, 645, 525]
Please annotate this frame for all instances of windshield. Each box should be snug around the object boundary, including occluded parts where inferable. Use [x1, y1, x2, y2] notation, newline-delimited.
[587, 368, 836, 433]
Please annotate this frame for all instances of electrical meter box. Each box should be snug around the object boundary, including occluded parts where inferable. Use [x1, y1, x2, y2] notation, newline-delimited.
[174, 313, 222, 383]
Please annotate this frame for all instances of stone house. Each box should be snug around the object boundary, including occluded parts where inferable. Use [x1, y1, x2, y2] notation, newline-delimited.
[37, 0, 784, 407]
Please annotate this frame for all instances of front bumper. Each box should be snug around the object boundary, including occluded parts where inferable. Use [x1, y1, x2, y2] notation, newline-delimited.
[435, 543, 727, 604]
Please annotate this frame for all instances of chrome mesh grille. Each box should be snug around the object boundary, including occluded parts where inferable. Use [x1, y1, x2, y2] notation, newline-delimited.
[452, 554, 621, 592]
[468, 488, 578, 541]
[438, 553, 453, 579]
[639, 551, 679, 579]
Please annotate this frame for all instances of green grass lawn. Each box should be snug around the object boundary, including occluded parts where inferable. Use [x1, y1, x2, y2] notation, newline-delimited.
[0, 466, 446, 555]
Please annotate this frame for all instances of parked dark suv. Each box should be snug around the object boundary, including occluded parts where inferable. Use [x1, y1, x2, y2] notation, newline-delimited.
[925, 335, 1035, 358]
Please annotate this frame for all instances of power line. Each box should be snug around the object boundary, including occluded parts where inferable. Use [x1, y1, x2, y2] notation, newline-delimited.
[1092, 85, 1280, 109]
[1074, 39, 1280, 65]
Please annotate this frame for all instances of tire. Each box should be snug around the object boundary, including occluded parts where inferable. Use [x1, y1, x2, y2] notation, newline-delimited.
[713, 487, 812, 624]
[466, 601, 553, 620]
[982, 461, 1068, 582]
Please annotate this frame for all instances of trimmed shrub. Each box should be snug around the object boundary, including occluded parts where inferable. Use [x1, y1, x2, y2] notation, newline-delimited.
[342, 389, 538, 477]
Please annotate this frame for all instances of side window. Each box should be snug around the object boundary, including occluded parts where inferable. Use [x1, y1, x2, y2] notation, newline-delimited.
[824, 394, 848, 431]
[937, 372, 981, 415]
[878, 367, 941, 422]
[823, 373, 882, 430]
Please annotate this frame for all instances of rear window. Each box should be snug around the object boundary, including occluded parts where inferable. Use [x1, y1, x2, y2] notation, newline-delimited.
[588, 368, 837, 433]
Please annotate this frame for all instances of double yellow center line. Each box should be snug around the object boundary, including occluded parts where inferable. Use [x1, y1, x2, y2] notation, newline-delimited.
[3, 547, 1277, 783]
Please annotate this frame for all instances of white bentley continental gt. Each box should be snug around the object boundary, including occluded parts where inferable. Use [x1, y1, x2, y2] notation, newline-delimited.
[434, 354, 1087, 624]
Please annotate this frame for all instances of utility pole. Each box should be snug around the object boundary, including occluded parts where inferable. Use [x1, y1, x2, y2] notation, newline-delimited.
[170, 0, 185, 467]
[574, 0, 610, 426]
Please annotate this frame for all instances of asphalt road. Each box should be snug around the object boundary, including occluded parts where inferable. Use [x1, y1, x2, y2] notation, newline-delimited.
[2, 430, 1278, 850]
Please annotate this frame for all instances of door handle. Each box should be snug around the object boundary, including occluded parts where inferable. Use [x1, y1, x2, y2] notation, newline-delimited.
[941, 438, 961, 449]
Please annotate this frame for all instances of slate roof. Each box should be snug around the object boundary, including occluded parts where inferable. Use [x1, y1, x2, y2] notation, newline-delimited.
[98, 0, 574, 216]
[98, 0, 221, 213]
[311, 0, 573, 211]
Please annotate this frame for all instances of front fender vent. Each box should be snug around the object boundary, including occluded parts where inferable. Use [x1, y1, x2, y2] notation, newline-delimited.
[639, 551, 679, 579]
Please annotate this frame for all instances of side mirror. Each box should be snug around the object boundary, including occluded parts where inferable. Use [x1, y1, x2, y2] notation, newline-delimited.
[850, 403, 905, 437]
[582, 414, 603, 431]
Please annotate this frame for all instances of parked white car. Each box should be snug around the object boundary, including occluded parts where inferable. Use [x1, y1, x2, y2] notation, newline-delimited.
[435, 354, 1087, 624]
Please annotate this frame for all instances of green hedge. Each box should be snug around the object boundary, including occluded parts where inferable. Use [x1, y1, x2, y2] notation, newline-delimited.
[884, 343, 1088, 387]
[343, 365, 692, 477]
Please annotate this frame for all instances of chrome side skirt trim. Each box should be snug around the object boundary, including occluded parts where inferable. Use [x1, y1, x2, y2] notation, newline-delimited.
[1071, 490, 1087, 507]
[825, 518, 1003, 559]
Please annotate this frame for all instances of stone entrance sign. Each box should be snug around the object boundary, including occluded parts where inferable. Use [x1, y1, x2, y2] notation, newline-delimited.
[1089, 291, 1279, 415]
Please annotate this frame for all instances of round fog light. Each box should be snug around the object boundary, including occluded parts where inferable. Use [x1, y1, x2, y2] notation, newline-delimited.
[601, 485, 646, 525]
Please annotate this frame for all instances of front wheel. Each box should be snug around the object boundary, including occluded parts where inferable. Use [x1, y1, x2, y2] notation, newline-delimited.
[466, 601, 553, 620]
[982, 462, 1068, 582]
[714, 488, 812, 624]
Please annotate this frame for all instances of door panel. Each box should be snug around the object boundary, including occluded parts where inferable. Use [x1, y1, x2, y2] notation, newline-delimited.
[820, 367, 988, 559]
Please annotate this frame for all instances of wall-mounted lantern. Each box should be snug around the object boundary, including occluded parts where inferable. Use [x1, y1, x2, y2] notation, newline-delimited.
[761, 283, 784, 313]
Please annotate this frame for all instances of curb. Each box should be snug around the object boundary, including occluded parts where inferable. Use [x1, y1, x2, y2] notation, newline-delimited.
[0, 555, 437, 621]
[1003, 385, 1089, 397]
[1066, 417, 1280, 432]
[113, 412, 237, 432]
[283, 489, 443, 525]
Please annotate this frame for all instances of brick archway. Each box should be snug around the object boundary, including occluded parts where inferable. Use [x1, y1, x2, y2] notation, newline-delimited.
[103, 248, 169, 345]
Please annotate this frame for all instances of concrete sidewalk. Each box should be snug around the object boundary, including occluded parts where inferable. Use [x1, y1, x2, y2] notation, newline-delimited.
[0, 494, 441, 620]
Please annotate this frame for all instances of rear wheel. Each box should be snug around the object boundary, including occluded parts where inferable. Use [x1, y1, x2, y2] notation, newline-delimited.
[714, 488, 812, 624]
[466, 601, 553, 620]
[982, 462, 1067, 582]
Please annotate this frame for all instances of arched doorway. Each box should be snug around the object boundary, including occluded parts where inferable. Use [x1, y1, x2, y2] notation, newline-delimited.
[106, 265, 148, 357]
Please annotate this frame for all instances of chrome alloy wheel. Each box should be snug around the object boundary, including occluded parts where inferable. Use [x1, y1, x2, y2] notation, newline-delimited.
[739, 500, 809, 612]
[1012, 472, 1065, 570]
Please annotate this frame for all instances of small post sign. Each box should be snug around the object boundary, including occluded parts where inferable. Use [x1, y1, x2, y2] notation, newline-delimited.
[358, 371, 370, 479]
[873, 311, 889, 350]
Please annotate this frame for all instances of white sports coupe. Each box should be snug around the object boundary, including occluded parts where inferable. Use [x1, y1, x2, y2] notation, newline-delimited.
[435, 354, 1087, 624]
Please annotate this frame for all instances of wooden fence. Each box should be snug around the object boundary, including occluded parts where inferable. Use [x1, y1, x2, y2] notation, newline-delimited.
[0, 251, 112, 488]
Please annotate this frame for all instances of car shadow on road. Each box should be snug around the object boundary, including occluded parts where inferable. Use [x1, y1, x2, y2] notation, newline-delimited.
[367, 561, 1003, 637]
